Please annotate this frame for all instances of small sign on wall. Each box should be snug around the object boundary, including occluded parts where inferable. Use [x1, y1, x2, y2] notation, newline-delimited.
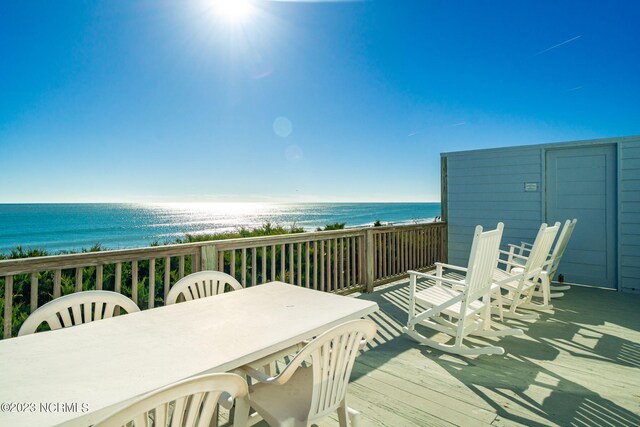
[524, 182, 538, 192]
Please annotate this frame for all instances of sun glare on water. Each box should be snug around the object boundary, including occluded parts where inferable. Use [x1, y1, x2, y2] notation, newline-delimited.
[212, 0, 254, 24]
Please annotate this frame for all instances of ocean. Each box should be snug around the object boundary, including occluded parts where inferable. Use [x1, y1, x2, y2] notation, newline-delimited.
[0, 203, 441, 254]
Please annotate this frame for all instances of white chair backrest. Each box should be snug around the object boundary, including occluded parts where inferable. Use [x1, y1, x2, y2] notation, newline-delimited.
[523, 222, 561, 273]
[549, 218, 577, 277]
[465, 223, 504, 302]
[279, 319, 376, 421]
[93, 373, 248, 427]
[166, 271, 242, 305]
[18, 290, 140, 337]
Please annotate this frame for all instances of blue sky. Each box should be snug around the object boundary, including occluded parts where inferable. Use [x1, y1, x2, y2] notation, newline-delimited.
[1, 0, 639, 203]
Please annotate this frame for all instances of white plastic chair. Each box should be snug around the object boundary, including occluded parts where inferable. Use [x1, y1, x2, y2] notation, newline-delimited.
[403, 223, 523, 356]
[507, 218, 577, 297]
[239, 319, 377, 427]
[166, 271, 242, 305]
[492, 222, 561, 318]
[18, 290, 140, 337]
[93, 373, 249, 427]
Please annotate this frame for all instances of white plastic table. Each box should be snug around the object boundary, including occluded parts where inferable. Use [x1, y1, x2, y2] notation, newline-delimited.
[0, 282, 378, 426]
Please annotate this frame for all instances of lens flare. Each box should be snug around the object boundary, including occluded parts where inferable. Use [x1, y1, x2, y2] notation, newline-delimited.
[213, 0, 254, 24]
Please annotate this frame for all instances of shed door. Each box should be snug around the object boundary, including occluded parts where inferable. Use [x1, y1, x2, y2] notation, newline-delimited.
[545, 145, 617, 288]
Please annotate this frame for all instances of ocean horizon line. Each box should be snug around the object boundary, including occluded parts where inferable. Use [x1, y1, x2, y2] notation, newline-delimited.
[0, 202, 441, 253]
[0, 201, 440, 206]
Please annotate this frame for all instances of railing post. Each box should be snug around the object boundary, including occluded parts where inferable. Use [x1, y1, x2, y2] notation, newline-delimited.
[443, 223, 448, 263]
[201, 244, 217, 271]
[3, 276, 13, 339]
[364, 229, 375, 293]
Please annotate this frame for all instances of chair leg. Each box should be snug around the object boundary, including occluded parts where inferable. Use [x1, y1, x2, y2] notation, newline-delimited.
[500, 292, 540, 319]
[541, 273, 551, 307]
[520, 276, 553, 311]
[232, 396, 250, 427]
[493, 288, 504, 321]
[482, 298, 491, 330]
[348, 407, 361, 427]
[337, 400, 348, 427]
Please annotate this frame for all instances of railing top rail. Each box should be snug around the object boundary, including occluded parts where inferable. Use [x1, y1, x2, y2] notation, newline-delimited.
[211, 221, 444, 249]
[370, 222, 445, 234]
[0, 221, 445, 275]
[0, 244, 201, 275]
[213, 227, 366, 250]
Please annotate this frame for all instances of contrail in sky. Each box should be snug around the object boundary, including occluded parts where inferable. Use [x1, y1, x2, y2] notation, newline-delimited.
[533, 35, 581, 56]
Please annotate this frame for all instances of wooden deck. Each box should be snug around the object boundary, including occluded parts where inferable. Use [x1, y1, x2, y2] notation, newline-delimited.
[313, 278, 640, 427]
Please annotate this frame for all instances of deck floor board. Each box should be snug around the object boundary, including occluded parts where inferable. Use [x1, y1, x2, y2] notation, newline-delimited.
[249, 278, 640, 426]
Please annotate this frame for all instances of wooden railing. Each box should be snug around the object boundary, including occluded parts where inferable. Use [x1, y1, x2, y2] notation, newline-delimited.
[212, 228, 366, 293]
[370, 223, 447, 286]
[0, 222, 446, 339]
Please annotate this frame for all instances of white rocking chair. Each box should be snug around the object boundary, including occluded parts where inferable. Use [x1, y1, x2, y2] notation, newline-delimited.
[493, 222, 561, 319]
[507, 218, 577, 298]
[403, 223, 523, 356]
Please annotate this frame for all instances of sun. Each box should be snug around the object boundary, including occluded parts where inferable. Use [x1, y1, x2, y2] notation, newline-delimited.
[212, 0, 254, 24]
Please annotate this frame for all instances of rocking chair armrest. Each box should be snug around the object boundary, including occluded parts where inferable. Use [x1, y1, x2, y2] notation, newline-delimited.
[493, 270, 525, 287]
[508, 243, 532, 253]
[434, 262, 469, 273]
[408, 270, 465, 289]
[495, 266, 543, 289]
[525, 266, 543, 280]
[497, 258, 527, 269]
[451, 283, 466, 292]
[408, 269, 431, 278]
[498, 249, 528, 260]
[406, 291, 466, 328]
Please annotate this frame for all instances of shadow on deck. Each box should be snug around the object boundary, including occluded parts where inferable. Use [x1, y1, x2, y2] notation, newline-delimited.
[338, 279, 640, 427]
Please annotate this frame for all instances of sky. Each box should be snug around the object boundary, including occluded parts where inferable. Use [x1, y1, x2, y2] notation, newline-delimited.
[1, 0, 639, 203]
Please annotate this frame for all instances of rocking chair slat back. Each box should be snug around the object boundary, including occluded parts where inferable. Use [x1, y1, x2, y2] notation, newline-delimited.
[524, 222, 561, 273]
[548, 218, 578, 279]
[466, 223, 504, 302]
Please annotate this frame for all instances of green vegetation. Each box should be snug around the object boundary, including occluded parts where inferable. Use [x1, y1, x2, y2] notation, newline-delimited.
[316, 223, 345, 231]
[0, 247, 49, 261]
[176, 222, 304, 243]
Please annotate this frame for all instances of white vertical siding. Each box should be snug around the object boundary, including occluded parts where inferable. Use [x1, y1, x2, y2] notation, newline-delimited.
[620, 136, 640, 293]
[445, 147, 543, 266]
[443, 135, 640, 293]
